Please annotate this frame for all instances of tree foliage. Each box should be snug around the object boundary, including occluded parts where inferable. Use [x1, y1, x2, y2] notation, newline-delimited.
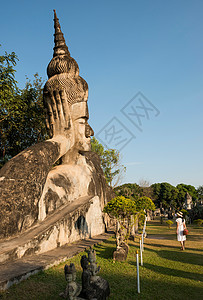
[135, 196, 155, 211]
[114, 185, 155, 212]
[0, 48, 19, 164]
[176, 184, 197, 201]
[0, 47, 19, 103]
[114, 183, 142, 200]
[151, 182, 178, 209]
[91, 137, 126, 187]
[197, 185, 203, 201]
[150, 182, 197, 211]
[104, 194, 155, 235]
[103, 196, 137, 219]
[0, 49, 48, 167]
[165, 220, 173, 229]
[116, 181, 198, 212]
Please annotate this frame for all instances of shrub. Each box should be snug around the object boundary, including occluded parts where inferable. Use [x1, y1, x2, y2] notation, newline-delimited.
[165, 220, 173, 229]
[193, 219, 203, 226]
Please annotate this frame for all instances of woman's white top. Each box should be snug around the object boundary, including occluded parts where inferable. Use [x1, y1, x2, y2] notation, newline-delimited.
[176, 217, 186, 241]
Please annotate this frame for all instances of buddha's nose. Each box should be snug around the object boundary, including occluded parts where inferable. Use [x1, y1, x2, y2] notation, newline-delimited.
[85, 124, 94, 138]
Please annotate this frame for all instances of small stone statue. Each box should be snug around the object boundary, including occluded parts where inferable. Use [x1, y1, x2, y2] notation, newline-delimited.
[79, 249, 110, 300]
[80, 255, 97, 299]
[60, 263, 81, 299]
[88, 247, 101, 281]
[116, 227, 126, 249]
[114, 227, 129, 262]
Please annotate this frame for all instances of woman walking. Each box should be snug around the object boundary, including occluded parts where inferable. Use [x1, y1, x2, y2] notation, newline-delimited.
[176, 211, 187, 250]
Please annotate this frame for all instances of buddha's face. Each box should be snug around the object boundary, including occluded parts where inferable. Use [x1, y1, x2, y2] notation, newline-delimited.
[67, 273, 72, 283]
[71, 102, 94, 152]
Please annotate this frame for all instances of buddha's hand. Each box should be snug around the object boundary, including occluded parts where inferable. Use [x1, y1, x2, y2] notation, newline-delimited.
[43, 89, 75, 152]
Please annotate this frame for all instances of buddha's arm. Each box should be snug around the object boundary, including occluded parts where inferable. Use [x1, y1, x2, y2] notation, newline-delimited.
[0, 137, 68, 181]
[0, 138, 68, 237]
[0, 91, 74, 237]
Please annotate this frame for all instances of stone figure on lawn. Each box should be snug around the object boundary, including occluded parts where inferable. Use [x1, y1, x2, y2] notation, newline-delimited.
[88, 247, 101, 281]
[113, 225, 129, 261]
[60, 263, 81, 299]
[80, 248, 110, 300]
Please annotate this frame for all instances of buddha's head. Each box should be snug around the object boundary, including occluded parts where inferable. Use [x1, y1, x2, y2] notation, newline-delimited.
[44, 10, 94, 153]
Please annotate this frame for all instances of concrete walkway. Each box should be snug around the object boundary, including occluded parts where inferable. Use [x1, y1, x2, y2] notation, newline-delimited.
[0, 230, 114, 291]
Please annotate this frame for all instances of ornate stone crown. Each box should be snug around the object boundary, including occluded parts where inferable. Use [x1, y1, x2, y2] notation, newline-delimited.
[44, 10, 88, 105]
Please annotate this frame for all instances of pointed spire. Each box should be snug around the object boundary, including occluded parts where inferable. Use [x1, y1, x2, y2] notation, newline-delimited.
[53, 10, 70, 57]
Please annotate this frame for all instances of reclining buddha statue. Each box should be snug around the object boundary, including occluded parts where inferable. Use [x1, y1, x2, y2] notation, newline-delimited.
[0, 11, 111, 250]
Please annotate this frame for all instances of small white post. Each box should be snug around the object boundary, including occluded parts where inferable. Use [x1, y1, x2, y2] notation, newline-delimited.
[140, 237, 143, 266]
[143, 216, 146, 236]
[143, 225, 145, 237]
[136, 250, 140, 293]
[142, 233, 144, 251]
[140, 247, 143, 266]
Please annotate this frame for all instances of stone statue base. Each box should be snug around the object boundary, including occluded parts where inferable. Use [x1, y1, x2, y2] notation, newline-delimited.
[113, 242, 129, 262]
[79, 277, 110, 300]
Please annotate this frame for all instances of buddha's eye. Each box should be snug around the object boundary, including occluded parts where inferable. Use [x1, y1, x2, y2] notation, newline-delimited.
[79, 117, 87, 125]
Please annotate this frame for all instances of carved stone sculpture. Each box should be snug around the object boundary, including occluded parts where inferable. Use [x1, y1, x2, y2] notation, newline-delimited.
[113, 226, 129, 261]
[88, 247, 101, 281]
[184, 192, 193, 210]
[60, 263, 81, 299]
[0, 11, 112, 259]
[80, 248, 110, 300]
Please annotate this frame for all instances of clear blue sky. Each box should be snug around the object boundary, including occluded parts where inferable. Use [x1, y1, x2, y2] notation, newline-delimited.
[1, 0, 202, 188]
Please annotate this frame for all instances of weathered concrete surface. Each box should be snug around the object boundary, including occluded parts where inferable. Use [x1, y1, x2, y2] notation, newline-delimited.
[0, 195, 106, 263]
[0, 230, 114, 291]
[0, 140, 61, 238]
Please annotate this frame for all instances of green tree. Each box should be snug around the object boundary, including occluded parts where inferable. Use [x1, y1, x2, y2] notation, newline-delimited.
[0, 48, 48, 167]
[103, 195, 137, 219]
[114, 183, 142, 200]
[91, 137, 126, 187]
[0, 48, 19, 165]
[151, 182, 197, 212]
[103, 195, 137, 239]
[197, 185, 203, 203]
[151, 182, 178, 210]
[15, 74, 48, 150]
[135, 196, 156, 211]
[176, 184, 197, 200]
[176, 184, 197, 209]
[151, 182, 161, 204]
[134, 196, 155, 231]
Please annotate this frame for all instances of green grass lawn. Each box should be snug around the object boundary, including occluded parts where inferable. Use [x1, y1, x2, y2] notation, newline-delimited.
[1, 220, 202, 300]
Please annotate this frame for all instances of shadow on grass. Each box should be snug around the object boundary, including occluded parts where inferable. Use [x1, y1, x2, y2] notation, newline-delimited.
[144, 245, 203, 266]
[1, 265, 202, 300]
[144, 241, 203, 252]
[129, 261, 203, 282]
[94, 240, 115, 259]
[147, 233, 177, 241]
[148, 233, 202, 242]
